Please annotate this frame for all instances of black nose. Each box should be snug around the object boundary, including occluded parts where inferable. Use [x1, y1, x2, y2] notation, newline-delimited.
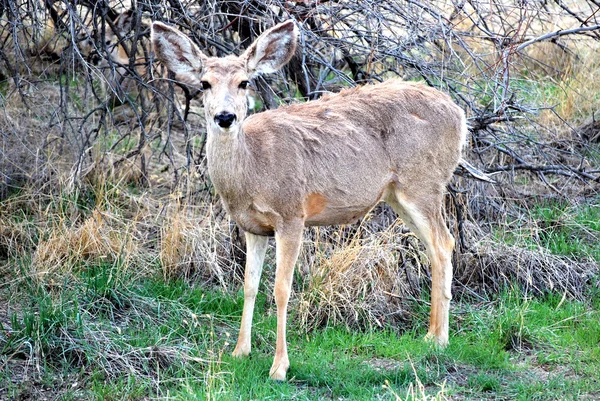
[214, 112, 236, 128]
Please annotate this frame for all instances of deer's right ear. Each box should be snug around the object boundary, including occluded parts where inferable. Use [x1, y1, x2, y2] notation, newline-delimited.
[151, 22, 206, 85]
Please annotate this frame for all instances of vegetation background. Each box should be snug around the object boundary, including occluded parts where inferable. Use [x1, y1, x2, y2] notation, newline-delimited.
[0, 0, 599, 399]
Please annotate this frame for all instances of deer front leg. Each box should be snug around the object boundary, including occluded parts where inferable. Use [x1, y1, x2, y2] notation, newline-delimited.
[232, 232, 269, 357]
[270, 220, 303, 381]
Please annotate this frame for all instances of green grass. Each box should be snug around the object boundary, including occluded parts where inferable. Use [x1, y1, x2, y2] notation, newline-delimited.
[1, 255, 599, 400]
[496, 198, 600, 262]
[512, 78, 565, 106]
[95, 128, 138, 155]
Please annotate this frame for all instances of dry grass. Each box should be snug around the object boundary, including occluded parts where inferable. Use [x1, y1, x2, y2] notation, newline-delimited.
[160, 206, 196, 279]
[537, 50, 600, 130]
[456, 204, 600, 296]
[33, 209, 126, 275]
[294, 210, 598, 332]
[1, 171, 596, 332]
[159, 204, 241, 288]
[1, 187, 144, 293]
[297, 220, 427, 331]
[520, 33, 600, 136]
[459, 238, 598, 298]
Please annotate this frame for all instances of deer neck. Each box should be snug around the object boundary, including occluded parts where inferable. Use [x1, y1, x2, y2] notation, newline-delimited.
[206, 124, 251, 202]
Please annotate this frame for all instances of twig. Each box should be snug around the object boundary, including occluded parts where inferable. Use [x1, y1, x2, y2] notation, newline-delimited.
[516, 24, 600, 51]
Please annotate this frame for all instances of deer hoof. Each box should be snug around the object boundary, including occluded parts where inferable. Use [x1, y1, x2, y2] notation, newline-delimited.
[269, 359, 289, 381]
[424, 331, 448, 348]
[232, 344, 250, 358]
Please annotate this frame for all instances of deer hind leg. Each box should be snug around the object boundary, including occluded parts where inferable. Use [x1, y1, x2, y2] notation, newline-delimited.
[389, 191, 455, 346]
[270, 220, 304, 381]
[232, 232, 269, 358]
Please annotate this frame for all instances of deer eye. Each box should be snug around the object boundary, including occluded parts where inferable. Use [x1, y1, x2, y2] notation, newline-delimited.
[200, 81, 211, 90]
[239, 80, 249, 90]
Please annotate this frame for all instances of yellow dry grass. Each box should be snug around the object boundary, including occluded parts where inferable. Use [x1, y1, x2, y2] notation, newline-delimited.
[32, 209, 126, 277]
[157, 202, 241, 287]
[0, 164, 157, 289]
[297, 219, 427, 330]
[537, 49, 600, 129]
[159, 206, 196, 279]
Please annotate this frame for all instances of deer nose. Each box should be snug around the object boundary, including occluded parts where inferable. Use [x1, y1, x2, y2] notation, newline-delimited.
[214, 112, 236, 128]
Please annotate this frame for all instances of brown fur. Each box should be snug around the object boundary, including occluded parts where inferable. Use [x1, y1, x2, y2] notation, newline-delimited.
[96, 11, 146, 104]
[150, 20, 467, 381]
[304, 193, 327, 219]
[93, 11, 169, 109]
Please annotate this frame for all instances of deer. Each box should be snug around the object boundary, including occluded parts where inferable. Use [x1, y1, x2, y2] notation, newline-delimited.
[150, 20, 467, 381]
[91, 9, 151, 106]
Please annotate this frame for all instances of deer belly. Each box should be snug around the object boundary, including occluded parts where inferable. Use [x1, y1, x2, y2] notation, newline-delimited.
[302, 183, 393, 227]
[305, 204, 379, 226]
[303, 196, 380, 226]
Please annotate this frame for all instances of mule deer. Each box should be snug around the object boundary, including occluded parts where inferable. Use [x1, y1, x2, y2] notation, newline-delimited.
[151, 20, 467, 381]
[93, 10, 149, 106]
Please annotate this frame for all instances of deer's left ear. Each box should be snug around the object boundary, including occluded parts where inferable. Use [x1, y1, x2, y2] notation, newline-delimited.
[241, 21, 298, 77]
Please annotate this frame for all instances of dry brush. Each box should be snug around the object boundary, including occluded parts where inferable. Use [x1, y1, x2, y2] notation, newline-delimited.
[1, 0, 599, 330]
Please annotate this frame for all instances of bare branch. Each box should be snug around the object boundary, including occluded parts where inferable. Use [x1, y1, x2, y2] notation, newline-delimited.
[516, 24, 600, 51]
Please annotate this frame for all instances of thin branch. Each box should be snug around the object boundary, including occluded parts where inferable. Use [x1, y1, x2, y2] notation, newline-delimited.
[516, 24, 600, 51]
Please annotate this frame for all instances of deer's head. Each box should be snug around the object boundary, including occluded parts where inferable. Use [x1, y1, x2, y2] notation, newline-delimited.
[151, 21, 298, 133]
[103, 10, 135, 65]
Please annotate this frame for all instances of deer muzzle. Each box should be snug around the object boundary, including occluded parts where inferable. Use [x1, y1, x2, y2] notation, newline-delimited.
[214, 112, 236, 129]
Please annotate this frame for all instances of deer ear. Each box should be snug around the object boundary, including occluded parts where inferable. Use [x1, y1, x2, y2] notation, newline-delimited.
[151, 22, 206, 85]
[241, 20, 298, 77]
[113, 9, 134, 35]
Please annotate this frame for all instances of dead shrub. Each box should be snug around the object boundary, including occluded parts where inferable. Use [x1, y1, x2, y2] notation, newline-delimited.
[457, 237, 598, 299]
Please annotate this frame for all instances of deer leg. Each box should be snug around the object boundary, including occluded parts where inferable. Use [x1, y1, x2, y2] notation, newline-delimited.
[389, 194, 454, 346]
[424, 213, 454, 346]
[270, 220, 303, 381]
[232, 232, 269, 357]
